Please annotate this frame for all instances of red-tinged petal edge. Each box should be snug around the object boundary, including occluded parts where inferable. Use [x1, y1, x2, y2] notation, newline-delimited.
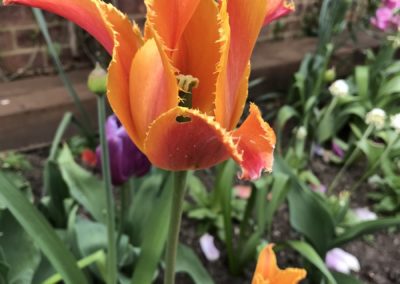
[4, 0, 115, 54]
[143, 107, 243, 171]
[233, 104, 276, 180]
[263, 0, 295, 26]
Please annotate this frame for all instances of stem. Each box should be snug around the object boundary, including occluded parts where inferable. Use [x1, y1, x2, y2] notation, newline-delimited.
[349, 134, 400, 192]
[118, 180, 133, 244]
[164, 171, 188, 284]
[328, 125, 373, 194]
[33, 8, 92, 135]
[97, 95, 117, 284]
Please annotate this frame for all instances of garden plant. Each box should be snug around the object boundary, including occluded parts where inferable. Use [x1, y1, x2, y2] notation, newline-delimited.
[0, 0, 399, 284]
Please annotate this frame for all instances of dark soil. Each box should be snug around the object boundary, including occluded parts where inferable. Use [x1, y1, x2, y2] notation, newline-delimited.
[16, 148, 400, 284]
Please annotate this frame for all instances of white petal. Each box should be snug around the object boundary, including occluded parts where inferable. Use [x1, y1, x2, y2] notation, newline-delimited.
[199, 233, 220, 262]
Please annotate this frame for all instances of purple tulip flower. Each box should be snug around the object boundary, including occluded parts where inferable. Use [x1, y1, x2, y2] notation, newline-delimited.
[96, 115, 151, 185]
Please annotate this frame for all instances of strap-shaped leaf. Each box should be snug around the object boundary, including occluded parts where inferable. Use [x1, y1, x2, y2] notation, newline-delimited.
[0, 171, 88, 284]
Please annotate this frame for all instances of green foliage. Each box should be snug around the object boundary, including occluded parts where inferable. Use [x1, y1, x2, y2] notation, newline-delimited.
[0, 152, 31, 172]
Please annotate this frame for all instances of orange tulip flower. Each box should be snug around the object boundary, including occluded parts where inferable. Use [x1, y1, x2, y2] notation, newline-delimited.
[252, 244, 307, 284]
[4, 0, 294, 180]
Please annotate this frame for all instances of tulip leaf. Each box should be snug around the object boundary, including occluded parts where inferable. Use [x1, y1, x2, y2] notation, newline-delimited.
[0, 171, 88, 284]
[130, 173, 174, 284]
[332, 216, 400, 248]
[0, 210, 41, 284]
[57, 145, 107, 223]
[176, 244, 214, 284]
[126, 173, 167, 246]
[355, 66, 369, 100]
[274, 156, 335, 255]
[332, 272, 362, 284]
[286, 240, 337, 284]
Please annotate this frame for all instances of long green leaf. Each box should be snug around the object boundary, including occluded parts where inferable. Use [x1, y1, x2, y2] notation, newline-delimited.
[130, 173, 174, 284]
[176, 244, 214, 284]
[0, 211, 41, 284]
[0, 171, 88, 284]
[32, 8, 92, 132]
[332, 217, 400, 247]
[275, 156, 335, 255]
[57, 145, 107, 223]
[286, 240, 336, 284]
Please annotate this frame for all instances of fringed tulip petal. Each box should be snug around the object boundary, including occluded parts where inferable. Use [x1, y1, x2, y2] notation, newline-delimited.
[263, 0, 295, 26]
[172, 0, 222, 114]
[4, 0, 120, 54]
[215, 0, 267, 129]
[144, 0, 200, 53]
[129, 39, 179, 148]
[144, 107, 242, 171]
[252, 244, 307, 284]
[233, 104, 276, 180]
[107, 26, 143, 151]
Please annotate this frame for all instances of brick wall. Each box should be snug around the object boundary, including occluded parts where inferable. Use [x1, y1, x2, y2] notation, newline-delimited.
[0, 0, 355, 80]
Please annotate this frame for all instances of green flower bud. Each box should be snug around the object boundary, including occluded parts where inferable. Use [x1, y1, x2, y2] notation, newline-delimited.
[324, 67, 336, 82]
[87, 62, 107, 95]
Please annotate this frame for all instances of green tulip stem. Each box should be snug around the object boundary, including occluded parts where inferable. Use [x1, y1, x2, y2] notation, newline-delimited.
[350, 134, 400, 192]
[328, 124, 373, 194]
[164, 171, 188, 284]
[97, 95, 117, 284]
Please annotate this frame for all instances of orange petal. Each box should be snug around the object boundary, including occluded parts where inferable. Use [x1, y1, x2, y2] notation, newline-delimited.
[144, 0, 200, 54]
[263, 0, 295, 26]
[252, 244, 307, 284]
[233, 104, 276, 180]
[4, 0, 118, 54]
[172, 0, 222, 114]
[215, 0, 267, 129]
[143, 107, 242, 171]
[129, 39, 179, 149]
[101, 5, 143, 154]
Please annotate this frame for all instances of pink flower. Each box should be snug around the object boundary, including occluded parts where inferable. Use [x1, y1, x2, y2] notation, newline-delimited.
[234, 185, 252, 199]
[371, 1, 400, 31]
[332, 142, 345, 159]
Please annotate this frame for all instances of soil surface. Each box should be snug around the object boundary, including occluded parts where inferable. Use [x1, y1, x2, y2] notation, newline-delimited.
[15, 149, 400, 284]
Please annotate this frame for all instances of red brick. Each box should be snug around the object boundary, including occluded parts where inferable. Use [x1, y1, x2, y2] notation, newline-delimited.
[15, 23, 70, 48]
[0, 51, 44, 74]
[0, 6, 36, 28]
[0, 31, 14, 51]
[15, 28, 41, 48]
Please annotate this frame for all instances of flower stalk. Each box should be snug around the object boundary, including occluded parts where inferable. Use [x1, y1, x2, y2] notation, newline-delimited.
[328, 125, 374, 194]
[164, 171, 188, 284]
[97, 94, 118, 284]
[349, 134, 400, 192]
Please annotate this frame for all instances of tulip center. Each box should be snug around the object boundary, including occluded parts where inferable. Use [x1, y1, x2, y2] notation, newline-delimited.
[177, 74, 199, 109]
[176, 74, 199, 123]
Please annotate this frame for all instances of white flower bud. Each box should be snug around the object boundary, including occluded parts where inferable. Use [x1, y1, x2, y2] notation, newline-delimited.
[365, 108, 386, 129]
[329, 80, 349, 97]
[390, 113, 400, 133]
[296, 126, 307, 140]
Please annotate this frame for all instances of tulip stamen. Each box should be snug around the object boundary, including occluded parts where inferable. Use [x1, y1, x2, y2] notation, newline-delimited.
[177, 74, 199, 109]
[176, 74, 199, 123]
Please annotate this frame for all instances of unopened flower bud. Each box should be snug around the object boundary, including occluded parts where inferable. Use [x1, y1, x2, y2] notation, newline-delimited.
[324, 68, 336, 82]
[87, 62, 107, 95]
[329, 80, 349, 97]
[365, 108, 386, 129]
[296, 126, 307, 140]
